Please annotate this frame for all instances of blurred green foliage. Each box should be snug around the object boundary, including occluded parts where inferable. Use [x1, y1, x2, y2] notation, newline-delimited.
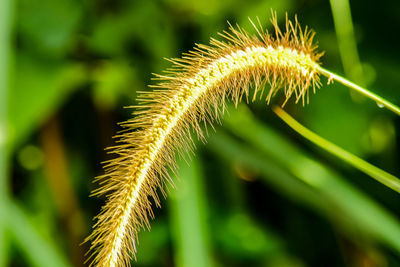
[2, 0, 400, 266]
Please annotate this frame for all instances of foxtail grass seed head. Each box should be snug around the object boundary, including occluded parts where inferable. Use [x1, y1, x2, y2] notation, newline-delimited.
[86, 12, 323, 267]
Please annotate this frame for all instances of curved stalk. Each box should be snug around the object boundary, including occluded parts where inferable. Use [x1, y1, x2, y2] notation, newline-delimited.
[274, 106, 400, 193]
[318, 66, 400, 116]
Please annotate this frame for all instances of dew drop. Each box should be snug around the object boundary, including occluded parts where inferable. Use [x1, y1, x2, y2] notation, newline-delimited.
[377, 102, 384, 108]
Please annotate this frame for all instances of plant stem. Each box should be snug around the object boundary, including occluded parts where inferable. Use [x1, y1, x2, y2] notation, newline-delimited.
[210, 120, 400, 254]
[318, 66, 400, 116]
[7, 201, 71, 267]
[329, 0, 364, 83]
[169, 157, 213, 267]
[0, 0, 13, 264]
[273, 106, 400, 194]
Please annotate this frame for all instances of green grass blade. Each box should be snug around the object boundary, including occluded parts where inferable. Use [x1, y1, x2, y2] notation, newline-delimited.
[214, 104, 400, 253]
[329, 0, 363, 83]
[208, 132, 327, 213]
[0, 0, 14, 264]
[7, 201, 72, 267]
[168, 157, 214, 267]
[273, 106, 400, 193]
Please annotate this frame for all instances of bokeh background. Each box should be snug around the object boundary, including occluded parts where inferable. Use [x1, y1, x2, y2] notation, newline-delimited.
[1, 0, 400, 266]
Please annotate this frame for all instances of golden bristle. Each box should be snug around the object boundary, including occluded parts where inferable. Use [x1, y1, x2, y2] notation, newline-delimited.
[86, 12, 323, 267]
